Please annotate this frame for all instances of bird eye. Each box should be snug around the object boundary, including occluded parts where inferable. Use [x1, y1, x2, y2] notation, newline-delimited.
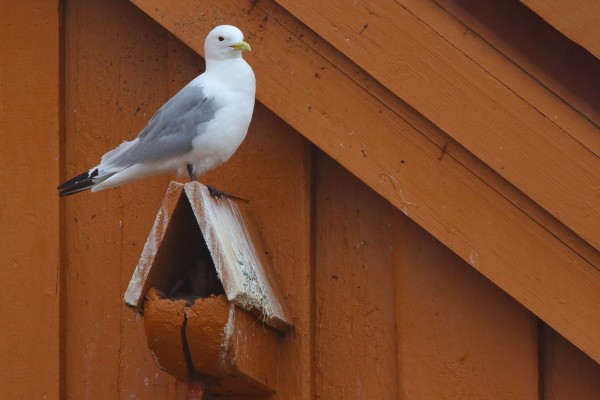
[218, 36, 224, 42]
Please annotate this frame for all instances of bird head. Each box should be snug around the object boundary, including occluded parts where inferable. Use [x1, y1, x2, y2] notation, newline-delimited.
[204, 25, 251, 61]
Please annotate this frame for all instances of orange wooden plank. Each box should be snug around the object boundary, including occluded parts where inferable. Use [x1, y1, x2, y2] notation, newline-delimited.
[63, 1, 178, 398]
[129, 0, 600, 363]
[0, 1, 61, 399]
[521, 0, 600, 61]
[403, 0, 600, 149]
[394, 217, 538, 398]
[314, 153, 399, 398]
[542, 327, 600, 399]
[275, 0, 600, 252]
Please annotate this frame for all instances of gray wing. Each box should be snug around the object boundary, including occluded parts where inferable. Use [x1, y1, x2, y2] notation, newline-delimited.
[101, 84, 218, 169]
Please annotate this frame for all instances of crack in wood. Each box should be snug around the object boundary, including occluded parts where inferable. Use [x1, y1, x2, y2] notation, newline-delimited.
[181, 313, 210, 399]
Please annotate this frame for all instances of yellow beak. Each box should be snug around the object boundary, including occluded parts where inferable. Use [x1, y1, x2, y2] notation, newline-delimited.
[230, 41, 251, 51]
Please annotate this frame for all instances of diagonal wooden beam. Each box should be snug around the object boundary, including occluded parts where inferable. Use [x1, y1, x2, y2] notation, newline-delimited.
[425, 0, 600, 130]
[128, 0, 600, 363]
[274, 0, 600, 254]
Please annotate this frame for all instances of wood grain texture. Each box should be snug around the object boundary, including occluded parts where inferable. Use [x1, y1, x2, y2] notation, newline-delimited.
[275, 0, 600, 251]
[129, 0, 600, 363]
[428, 0, 600, 129]
[185, 183, 292, 331]
[126, 180, 292, 330]
[394, 217, 538, 399]
[0, 1, 61, 399]
[124, 182, 185, 309]
[63, 1, 179, 398]
[314, 153, 399, 399]
[520, 0, 600, 60]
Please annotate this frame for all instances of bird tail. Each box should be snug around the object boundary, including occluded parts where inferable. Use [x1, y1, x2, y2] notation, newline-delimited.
[57, 168, 113, 197]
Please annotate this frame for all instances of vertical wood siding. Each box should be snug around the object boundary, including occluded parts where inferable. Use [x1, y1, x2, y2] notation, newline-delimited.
[394, 218, 537, 398]
[314, 155, 399, 399]
[63, 0, 176, 397]
[2, 0, 600, 399]
[0, 1, 61, 399]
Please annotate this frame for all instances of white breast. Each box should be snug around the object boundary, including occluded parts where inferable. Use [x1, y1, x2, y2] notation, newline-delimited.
[187, 58, 256, 176]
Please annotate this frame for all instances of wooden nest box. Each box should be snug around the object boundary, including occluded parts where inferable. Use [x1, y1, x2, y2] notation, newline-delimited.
[124, 181, 291, 396]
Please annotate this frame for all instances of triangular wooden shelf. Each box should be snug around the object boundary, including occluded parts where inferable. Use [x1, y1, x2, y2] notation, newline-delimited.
[124, 181, 292, 332]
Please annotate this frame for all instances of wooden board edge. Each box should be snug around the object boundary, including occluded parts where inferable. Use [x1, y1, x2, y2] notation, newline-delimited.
[124, 181, 185, 310]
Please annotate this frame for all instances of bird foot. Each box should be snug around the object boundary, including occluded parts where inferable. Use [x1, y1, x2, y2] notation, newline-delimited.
[206, 185, 229, 199]
[206, 185, 248, 202]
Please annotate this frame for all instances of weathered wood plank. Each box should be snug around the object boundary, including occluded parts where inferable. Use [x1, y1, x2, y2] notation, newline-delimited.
[276, 0, 600, 251]
[129, 0, 600, 363]
[394, 217, 538, 399]
[270, 0, 600, 271]
[123, 182, 185, 311]
[520, 0, 600, 61]
[404, 0, 600, 149]
[185, 183, 292, 331]
[314, 153, 399, 398]
[125, 181, 292, 331]
[0, 1, 61, 399]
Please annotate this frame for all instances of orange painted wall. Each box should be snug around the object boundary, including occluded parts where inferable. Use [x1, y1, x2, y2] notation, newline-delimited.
[2, 0, 600, 399]
[0, 1, 61, 399]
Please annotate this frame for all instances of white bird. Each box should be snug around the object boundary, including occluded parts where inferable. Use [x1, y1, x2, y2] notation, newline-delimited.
[58, 25, 255, 197]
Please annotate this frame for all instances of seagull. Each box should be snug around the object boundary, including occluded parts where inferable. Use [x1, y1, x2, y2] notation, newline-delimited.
[58, 25, 255, 197]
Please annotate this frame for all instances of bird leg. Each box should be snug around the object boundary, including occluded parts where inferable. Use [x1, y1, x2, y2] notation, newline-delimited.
[187, 164, 195, 181]
[187, 164, 229, 199]
[187, 164, 247, 201]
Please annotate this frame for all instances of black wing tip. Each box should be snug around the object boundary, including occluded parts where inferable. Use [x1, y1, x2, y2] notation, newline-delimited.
[57, 171, 88, 190]
[57, 169, 98, 196]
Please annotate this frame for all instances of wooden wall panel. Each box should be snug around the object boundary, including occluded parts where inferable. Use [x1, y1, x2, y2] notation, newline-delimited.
[63, 0, 178, 398]
[542, 327, 600, 400]
[0, 2, 61, 399]
[314, 154, 398, 399]
[64, 1, 312, 399]
[394, 218, 538, 399]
